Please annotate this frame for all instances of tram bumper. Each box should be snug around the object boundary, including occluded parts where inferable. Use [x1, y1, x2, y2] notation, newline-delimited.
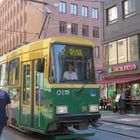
[54, 113, 101, 130]
[55, 113, 100, 122]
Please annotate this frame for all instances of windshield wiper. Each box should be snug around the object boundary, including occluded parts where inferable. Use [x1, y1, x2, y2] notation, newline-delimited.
[77, 83, 86, 94]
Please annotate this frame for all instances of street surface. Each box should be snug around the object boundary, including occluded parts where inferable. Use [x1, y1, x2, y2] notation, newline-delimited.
[1, 121, 140, 140]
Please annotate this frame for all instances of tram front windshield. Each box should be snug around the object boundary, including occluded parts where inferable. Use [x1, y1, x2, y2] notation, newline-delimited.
[49, 44, 96, 84]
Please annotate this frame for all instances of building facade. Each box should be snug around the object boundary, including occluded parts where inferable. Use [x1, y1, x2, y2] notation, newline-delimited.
[0, 0, 103, 81]
[102, 0, 140, 112]
[0, 0, 44, 55]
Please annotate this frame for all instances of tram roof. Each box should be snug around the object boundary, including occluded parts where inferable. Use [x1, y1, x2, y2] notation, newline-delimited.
[0, 37, 95, 62]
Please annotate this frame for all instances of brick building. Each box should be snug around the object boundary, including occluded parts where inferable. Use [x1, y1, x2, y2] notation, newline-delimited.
[0, 0, 103, 80]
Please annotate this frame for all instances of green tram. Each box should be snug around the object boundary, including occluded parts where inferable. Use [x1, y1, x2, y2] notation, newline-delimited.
[0, 37, 100, 139]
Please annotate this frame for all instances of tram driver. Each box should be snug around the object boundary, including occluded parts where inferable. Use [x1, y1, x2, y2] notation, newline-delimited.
[63, 63, 78, 80]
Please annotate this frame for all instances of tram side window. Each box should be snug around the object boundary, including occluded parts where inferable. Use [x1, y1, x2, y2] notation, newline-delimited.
[36, 60, 44, 106]
[9, 58, 19, 85]
[0, 63, 9, 86]
[49, 49, 56, 83]
[23, 64, 30, 105]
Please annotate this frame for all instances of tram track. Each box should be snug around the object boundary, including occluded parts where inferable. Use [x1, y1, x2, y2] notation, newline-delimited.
[96, 121, 140, 140]
[97, 128, 140, 139]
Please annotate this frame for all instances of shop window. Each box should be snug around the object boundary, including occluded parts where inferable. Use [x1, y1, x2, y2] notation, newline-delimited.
[118, 38, 127, 63]
[131, 84, 140, 100]
[128, 35, 138, 62]
[103, 44, 109, 66]
[108, 41, 117, 65]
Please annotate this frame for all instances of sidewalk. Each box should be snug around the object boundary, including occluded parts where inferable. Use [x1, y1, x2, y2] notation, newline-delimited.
[100, 111, 140, 127]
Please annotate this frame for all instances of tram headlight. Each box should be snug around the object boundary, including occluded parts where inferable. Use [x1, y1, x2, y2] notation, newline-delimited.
[56, 106, 68, 114]
[89, 105, 99, 112]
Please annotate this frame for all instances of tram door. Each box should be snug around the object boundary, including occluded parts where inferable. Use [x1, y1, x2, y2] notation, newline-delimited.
[33, 59, 44, 130]
[21, 61, 34, 127]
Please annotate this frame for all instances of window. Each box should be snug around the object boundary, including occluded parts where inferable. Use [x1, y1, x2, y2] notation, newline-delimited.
[108, 42, 117, 65]
[131, 84, 140, 100]
[8, 58, 19, 85]
[0, 63, 8, 86]
[117, 39, 127, 63]
[59, 21, 67, 33]
[59, 2, 66, 13]
[82, 6, 88, 17]
[94, 47, 100, 58]
[128, 35, 138, 61]
[107, 6, 118, 25]
[82, 25, 89, 36]
[23, 64, 30, 105]
[92, 8, 99, 19]
[71, 23, 78, 35]
[35, 60, 44, 106]
[123, 0, 136, 18]
[93, 26, 99, 38]
[103, 44, 109, 66]
[71, 4, 77, 15]
[50, 44, 95, 83]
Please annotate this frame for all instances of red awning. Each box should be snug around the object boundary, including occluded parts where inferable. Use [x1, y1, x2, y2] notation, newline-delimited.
[98, 76, 140, 84]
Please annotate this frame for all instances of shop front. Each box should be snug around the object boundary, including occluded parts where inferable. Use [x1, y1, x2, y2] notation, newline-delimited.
[99, 63, 140, 113]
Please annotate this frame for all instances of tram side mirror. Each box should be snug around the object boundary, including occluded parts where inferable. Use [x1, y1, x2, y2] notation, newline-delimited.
[37, 58, 45, 73]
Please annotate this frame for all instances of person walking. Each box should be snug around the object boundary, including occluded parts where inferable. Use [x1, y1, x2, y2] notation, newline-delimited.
[119, 88, 125, 114]
[0, 89, 12, 137]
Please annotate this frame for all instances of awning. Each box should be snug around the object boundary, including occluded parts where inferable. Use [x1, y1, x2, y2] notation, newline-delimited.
[98, 76, 140, 84]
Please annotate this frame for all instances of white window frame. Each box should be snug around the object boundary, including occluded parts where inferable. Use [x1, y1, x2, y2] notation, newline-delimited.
[82, 6, 88, 17]
[71, 4, 78, 15]
[59, 2, 66, 13]
[92, 8, 99, 19]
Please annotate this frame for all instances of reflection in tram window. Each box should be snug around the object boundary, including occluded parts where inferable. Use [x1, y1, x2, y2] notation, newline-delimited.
[36, 60, 44, 106]
[23, 64, 30, 105]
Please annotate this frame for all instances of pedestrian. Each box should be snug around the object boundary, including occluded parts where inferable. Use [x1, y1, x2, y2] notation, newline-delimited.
[114, 91, 121, 112]
[0, 89, 12, 137]
[119, 88, 125, 114]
